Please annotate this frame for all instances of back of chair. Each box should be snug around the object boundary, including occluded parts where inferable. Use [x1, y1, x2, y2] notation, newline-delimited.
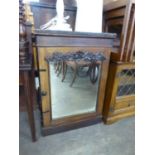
[120, 0, 135, 62]
[103, 0, 135, 62]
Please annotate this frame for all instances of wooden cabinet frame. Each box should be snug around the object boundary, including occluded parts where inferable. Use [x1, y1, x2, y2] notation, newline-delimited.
[33, 30, 116, 135]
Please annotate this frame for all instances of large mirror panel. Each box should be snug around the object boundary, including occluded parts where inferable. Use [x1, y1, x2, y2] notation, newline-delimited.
[47, 51, 105, 119]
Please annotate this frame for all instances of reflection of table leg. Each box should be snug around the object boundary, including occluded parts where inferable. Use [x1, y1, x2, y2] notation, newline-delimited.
[23, 71, 36, 142]
[55, 62, 60, 74]
[70, 64, 77, 87]
[57, 62, 62, 77]
[62, 62, 67, 82]
[89, 64, 99, 84]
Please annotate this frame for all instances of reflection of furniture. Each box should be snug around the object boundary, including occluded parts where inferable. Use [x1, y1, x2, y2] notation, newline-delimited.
[102, 0, 135, 124]
[33, 30, 115, 135]
[62, 61, 91, 86]
[50, 51, 105, 86]
[53, 61, 91, 86]
[62, 61, 101, 86]
[19, 0, 36, 142]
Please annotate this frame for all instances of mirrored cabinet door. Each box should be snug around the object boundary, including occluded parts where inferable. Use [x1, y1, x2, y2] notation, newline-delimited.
[38, 47, 111, 134]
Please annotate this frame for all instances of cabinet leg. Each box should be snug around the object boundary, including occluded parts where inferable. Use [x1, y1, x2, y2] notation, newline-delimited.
[23, 71, 36, 142]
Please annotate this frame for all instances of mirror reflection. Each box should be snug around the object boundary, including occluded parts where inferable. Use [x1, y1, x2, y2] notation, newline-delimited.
[47, 51, 105, 119]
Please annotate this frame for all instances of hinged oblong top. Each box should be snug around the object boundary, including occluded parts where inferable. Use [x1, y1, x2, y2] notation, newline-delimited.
[33, 30, 116, 48]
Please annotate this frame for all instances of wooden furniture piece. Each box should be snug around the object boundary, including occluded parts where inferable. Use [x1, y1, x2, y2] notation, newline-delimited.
[33, 30, 116, 136]
[103, 0, 135, 61]
[102, 0, 135, 124]
[103, 61, 135, 124]
[19, 0, 36, 141]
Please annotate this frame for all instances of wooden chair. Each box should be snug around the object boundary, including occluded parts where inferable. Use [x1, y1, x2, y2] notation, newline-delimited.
[103, 0, 135, 62]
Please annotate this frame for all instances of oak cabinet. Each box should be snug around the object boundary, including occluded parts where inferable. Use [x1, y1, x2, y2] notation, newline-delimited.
[103, 62, 135, 124]
[33, 30, 116, 135]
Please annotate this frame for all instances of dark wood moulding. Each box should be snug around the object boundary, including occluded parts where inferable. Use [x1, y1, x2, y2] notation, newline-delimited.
[33, 30, 117, 48]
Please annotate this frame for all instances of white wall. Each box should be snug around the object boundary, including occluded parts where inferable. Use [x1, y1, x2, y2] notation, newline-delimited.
[75, 0, 104, 33]
[23, 0, 39, 3]
[104, 0, 119, 5]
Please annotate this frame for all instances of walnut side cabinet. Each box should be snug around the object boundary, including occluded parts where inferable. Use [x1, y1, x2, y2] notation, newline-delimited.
[33, 30, 116, 135]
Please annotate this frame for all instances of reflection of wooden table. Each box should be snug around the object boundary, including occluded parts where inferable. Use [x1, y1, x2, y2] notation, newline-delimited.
[61, 61, 101, 86]
[62, 61, 91, 86]
[50, 51, 105, 86]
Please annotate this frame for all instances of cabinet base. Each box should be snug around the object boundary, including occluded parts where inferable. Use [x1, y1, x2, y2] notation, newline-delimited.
[103, 111, 135, 124]
[42, 116, 102, 136]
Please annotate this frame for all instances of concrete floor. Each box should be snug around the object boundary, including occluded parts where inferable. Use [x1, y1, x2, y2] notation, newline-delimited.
[19, 110, 135, 155]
